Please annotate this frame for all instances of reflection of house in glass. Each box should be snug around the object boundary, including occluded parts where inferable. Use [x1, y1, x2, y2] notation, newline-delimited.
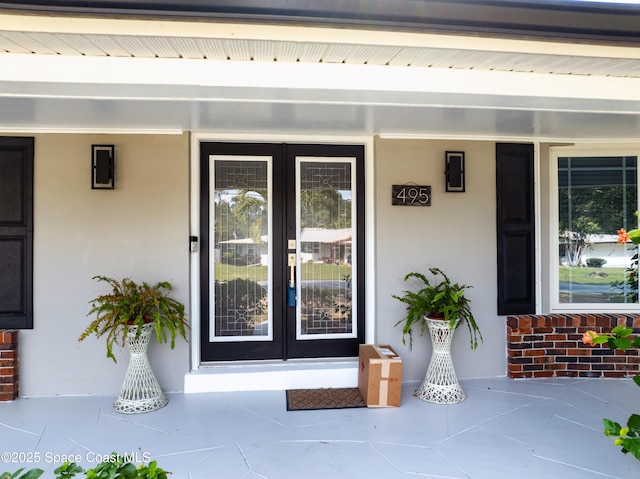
[215, 228, 352, 266]
[559, 233, 634, 268]
[300, 228, 352, 264]
[217, 235, 268, 266]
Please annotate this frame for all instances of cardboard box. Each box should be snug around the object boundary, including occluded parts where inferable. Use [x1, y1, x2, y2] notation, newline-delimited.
[358, 344, 402, 407]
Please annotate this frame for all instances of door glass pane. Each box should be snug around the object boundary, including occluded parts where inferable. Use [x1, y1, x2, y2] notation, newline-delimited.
[296, 158, 356, 339]
[557, 155, 638, 304]
[210, 156, 271, 341]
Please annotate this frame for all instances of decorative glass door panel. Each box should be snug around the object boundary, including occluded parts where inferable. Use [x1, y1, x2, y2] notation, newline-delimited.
[210, 156, 272, 342]
[200, 142, 364, 362]
[296, 158, 356, 340]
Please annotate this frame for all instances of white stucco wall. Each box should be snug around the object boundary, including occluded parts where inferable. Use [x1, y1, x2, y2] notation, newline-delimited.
[20, 133, 190, 396]
[16, 132, 506, 396]
[374, 137, 505, 381]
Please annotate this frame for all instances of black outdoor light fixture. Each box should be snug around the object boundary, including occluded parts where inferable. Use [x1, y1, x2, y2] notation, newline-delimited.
[92, 144, 115, 189]
[445, 151, 465, 192]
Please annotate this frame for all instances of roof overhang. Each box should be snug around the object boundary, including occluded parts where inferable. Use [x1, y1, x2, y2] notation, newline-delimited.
[1, 1, 640, 140]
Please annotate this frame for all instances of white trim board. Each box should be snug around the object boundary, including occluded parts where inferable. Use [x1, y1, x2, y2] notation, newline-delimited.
[184, 360, 359, 393]
[187, 132, 374, 392]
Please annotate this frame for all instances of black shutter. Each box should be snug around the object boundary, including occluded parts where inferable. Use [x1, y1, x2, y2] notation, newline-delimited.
[496, 143, 535, 315]
[0, 137, 34, 329]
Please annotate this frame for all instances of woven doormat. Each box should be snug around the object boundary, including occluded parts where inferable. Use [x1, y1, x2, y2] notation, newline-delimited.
[286, 387, 367, 411]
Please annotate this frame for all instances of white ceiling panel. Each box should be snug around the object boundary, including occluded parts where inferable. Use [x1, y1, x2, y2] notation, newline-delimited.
[23, 32, 80, 55]
[253, 40, 279, 62]
[0, 33, 31, 53]
[224, 39, 254, 61]
[142, 36, 182, 58]
[119, 36, 162, 58]
[353, 45, 402, 65]
[54, 33, 106, 56]
[273, 41, 305, 63]
[2, 29, 640, 78]
[194, 38, 229, 60]
[294, 42, 328, 63]
[1, 31, 59, 54]
[82, 35, 130, 57]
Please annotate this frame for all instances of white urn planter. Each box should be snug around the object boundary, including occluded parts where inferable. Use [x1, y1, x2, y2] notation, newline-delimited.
[414, 317, 466, 404]
[113, 323, 168, 414]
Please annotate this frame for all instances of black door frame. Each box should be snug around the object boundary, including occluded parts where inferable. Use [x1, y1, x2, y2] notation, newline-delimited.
[199, 142, 365, 362]
[284, 143, 365, 359]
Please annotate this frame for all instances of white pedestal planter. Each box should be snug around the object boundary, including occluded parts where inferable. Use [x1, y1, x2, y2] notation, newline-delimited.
[414, 317, 466, 404]
[113, 323, 168, 414]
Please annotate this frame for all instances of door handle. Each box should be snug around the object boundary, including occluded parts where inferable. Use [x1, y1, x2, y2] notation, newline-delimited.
[288, 253, 296, 286]
[288, 253, 296, 306]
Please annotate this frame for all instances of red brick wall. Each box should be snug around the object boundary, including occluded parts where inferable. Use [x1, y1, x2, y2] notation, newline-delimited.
[0, 330, 19, 401]
[507, 314, 640, 379]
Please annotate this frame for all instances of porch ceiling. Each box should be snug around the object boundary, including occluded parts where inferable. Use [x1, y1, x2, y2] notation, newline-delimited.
[1, 11, 640, 140]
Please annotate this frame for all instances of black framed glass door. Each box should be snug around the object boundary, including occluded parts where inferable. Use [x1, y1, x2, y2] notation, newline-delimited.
[200, 142, 364, 361]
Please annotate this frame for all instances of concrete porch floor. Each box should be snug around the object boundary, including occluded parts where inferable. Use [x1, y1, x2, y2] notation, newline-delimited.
[1, 378, 639, 478]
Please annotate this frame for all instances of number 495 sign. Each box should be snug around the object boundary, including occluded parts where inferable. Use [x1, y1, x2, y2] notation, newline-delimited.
[392, 185, 431, 206]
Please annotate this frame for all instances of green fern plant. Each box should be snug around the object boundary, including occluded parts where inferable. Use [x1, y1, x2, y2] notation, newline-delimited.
[393, 267, 482, 350]
[79, 276, 189, 362]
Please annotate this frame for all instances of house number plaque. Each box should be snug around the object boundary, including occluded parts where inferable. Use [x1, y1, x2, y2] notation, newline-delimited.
[392, 185, 431, 206]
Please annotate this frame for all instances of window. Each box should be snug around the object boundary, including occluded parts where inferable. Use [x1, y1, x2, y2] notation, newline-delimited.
[551, 147, 639, 310]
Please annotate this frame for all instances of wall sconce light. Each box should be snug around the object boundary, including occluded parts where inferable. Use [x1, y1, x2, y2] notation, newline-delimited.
[445, 151, 465, 192]
[92, 144, 115, 189]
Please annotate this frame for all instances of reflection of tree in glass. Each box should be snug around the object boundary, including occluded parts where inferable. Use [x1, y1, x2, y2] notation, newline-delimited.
[215, 279, 267, 330]
[214, 189, 268, 244]
[215, 279, 267, 312]
[300, 190, 351, 229]
[233, 189, 268, 243]
[559, 185, 637, 266]
[612, 249, 638, 303]
[300, 285, 352, 332]
[213, 191, 234, 245]
[559, 217, 599, 267]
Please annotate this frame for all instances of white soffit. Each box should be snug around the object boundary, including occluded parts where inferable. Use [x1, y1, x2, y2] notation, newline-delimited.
[2, 13, 640, 73]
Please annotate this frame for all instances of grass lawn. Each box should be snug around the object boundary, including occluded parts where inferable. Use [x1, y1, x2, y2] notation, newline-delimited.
[214, 264, 268, 282]
[214, 262, 351, 282]
[558, 266, 627, 285]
